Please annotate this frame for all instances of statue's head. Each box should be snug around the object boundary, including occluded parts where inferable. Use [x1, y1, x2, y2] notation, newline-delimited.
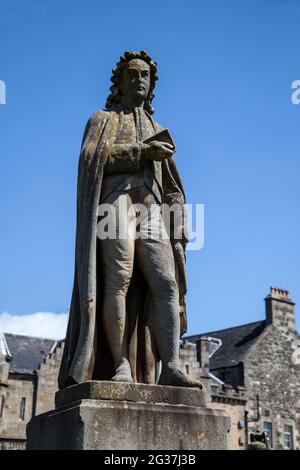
[106, 50, 158, 114]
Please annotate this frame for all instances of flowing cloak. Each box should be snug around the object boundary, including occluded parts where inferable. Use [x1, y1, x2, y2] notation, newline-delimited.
[58, 108, 188, 389]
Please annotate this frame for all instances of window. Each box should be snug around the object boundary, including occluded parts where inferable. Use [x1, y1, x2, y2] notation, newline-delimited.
[263, 421, 273, 448]
[19, 397, 26, 420]
[283, 425, 293, 450]
[0, 396, 4, 418]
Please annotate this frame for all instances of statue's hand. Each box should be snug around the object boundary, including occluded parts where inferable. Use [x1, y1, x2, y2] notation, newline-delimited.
[142, 141, 175, 162]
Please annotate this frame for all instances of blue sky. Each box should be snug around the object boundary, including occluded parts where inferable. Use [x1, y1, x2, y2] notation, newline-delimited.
[0, 0, 299, 337]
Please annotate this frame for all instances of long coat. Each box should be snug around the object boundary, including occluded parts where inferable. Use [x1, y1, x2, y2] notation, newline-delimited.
[58, 108, 188, 389]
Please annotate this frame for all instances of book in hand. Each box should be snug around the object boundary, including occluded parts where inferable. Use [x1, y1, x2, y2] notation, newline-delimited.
[143, 128, 176, 150]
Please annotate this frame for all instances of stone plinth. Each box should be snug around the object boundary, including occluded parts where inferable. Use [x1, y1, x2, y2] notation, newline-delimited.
[26, 381, 230, 450]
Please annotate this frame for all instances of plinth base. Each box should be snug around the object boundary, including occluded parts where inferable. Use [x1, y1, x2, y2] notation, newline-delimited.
[26, 381, 230, 450]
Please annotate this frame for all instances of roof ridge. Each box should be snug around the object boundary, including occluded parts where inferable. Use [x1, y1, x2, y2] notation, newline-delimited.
[3, 332, 57, 341]
[185, 319, 266, 339]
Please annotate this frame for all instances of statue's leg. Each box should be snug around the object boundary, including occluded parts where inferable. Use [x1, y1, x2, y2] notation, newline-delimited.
[134, 190, 202, 387]
[99, 191, 135, 382]
[135, 202, 180, 371]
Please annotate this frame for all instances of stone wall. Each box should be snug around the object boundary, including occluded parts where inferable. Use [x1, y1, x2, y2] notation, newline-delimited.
[0, 374, 34, 439]
[35, 342, 64, 415]
[179, 340, 247, 450]
[0, 342, 63, 443]
[209, 385, 247, 450]
[244, 289, 300, 449]
[179, 340, 202, 380]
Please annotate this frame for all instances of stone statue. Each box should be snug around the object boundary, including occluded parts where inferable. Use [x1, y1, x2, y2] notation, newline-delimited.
[58, 50, 201, 389]
[247, 431, 268, 450]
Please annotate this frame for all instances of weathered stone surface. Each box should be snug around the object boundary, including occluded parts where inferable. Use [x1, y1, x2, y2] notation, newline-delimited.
[184, 287, 300, 450]
[59, 51, 200, 390]
[244, 290, 300, 449]
[36, 342, 64, 416]
[55, 380, 207, 408]
[27, 381, 230, 450]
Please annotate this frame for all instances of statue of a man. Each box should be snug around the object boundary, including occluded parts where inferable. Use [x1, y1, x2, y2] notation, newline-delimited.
[58, 50, 201, 389]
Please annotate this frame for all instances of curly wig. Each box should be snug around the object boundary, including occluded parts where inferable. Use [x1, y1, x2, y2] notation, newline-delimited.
[105, 50, 158, 115]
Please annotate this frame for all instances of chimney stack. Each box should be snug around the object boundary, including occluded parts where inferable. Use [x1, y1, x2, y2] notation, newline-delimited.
[197, 336, 210, 376]
[265, 286, 296, 331]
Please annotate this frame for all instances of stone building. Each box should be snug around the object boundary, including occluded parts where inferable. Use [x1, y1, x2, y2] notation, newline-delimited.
[186, 287, 300, 450]
[0, 287, 299, 450]
[0, 333, 63, 450]
[178, 337, 248, 449]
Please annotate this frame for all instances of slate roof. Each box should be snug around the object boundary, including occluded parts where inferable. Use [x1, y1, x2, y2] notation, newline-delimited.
[2, 320, 267, 374]
[185, 320, 266, 370]
[4, 333, 56, 374]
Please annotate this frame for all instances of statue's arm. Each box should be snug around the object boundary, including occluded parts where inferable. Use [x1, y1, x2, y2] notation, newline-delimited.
[103, 115, 174, 174]
[105, 141, 174, 174]
[104, 143, 147, 174]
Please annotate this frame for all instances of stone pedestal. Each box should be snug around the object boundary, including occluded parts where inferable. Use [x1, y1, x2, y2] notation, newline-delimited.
[26, 381, 230, 450]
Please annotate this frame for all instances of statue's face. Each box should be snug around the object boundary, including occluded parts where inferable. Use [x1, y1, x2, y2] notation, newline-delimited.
[121, 59, 151, 104]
